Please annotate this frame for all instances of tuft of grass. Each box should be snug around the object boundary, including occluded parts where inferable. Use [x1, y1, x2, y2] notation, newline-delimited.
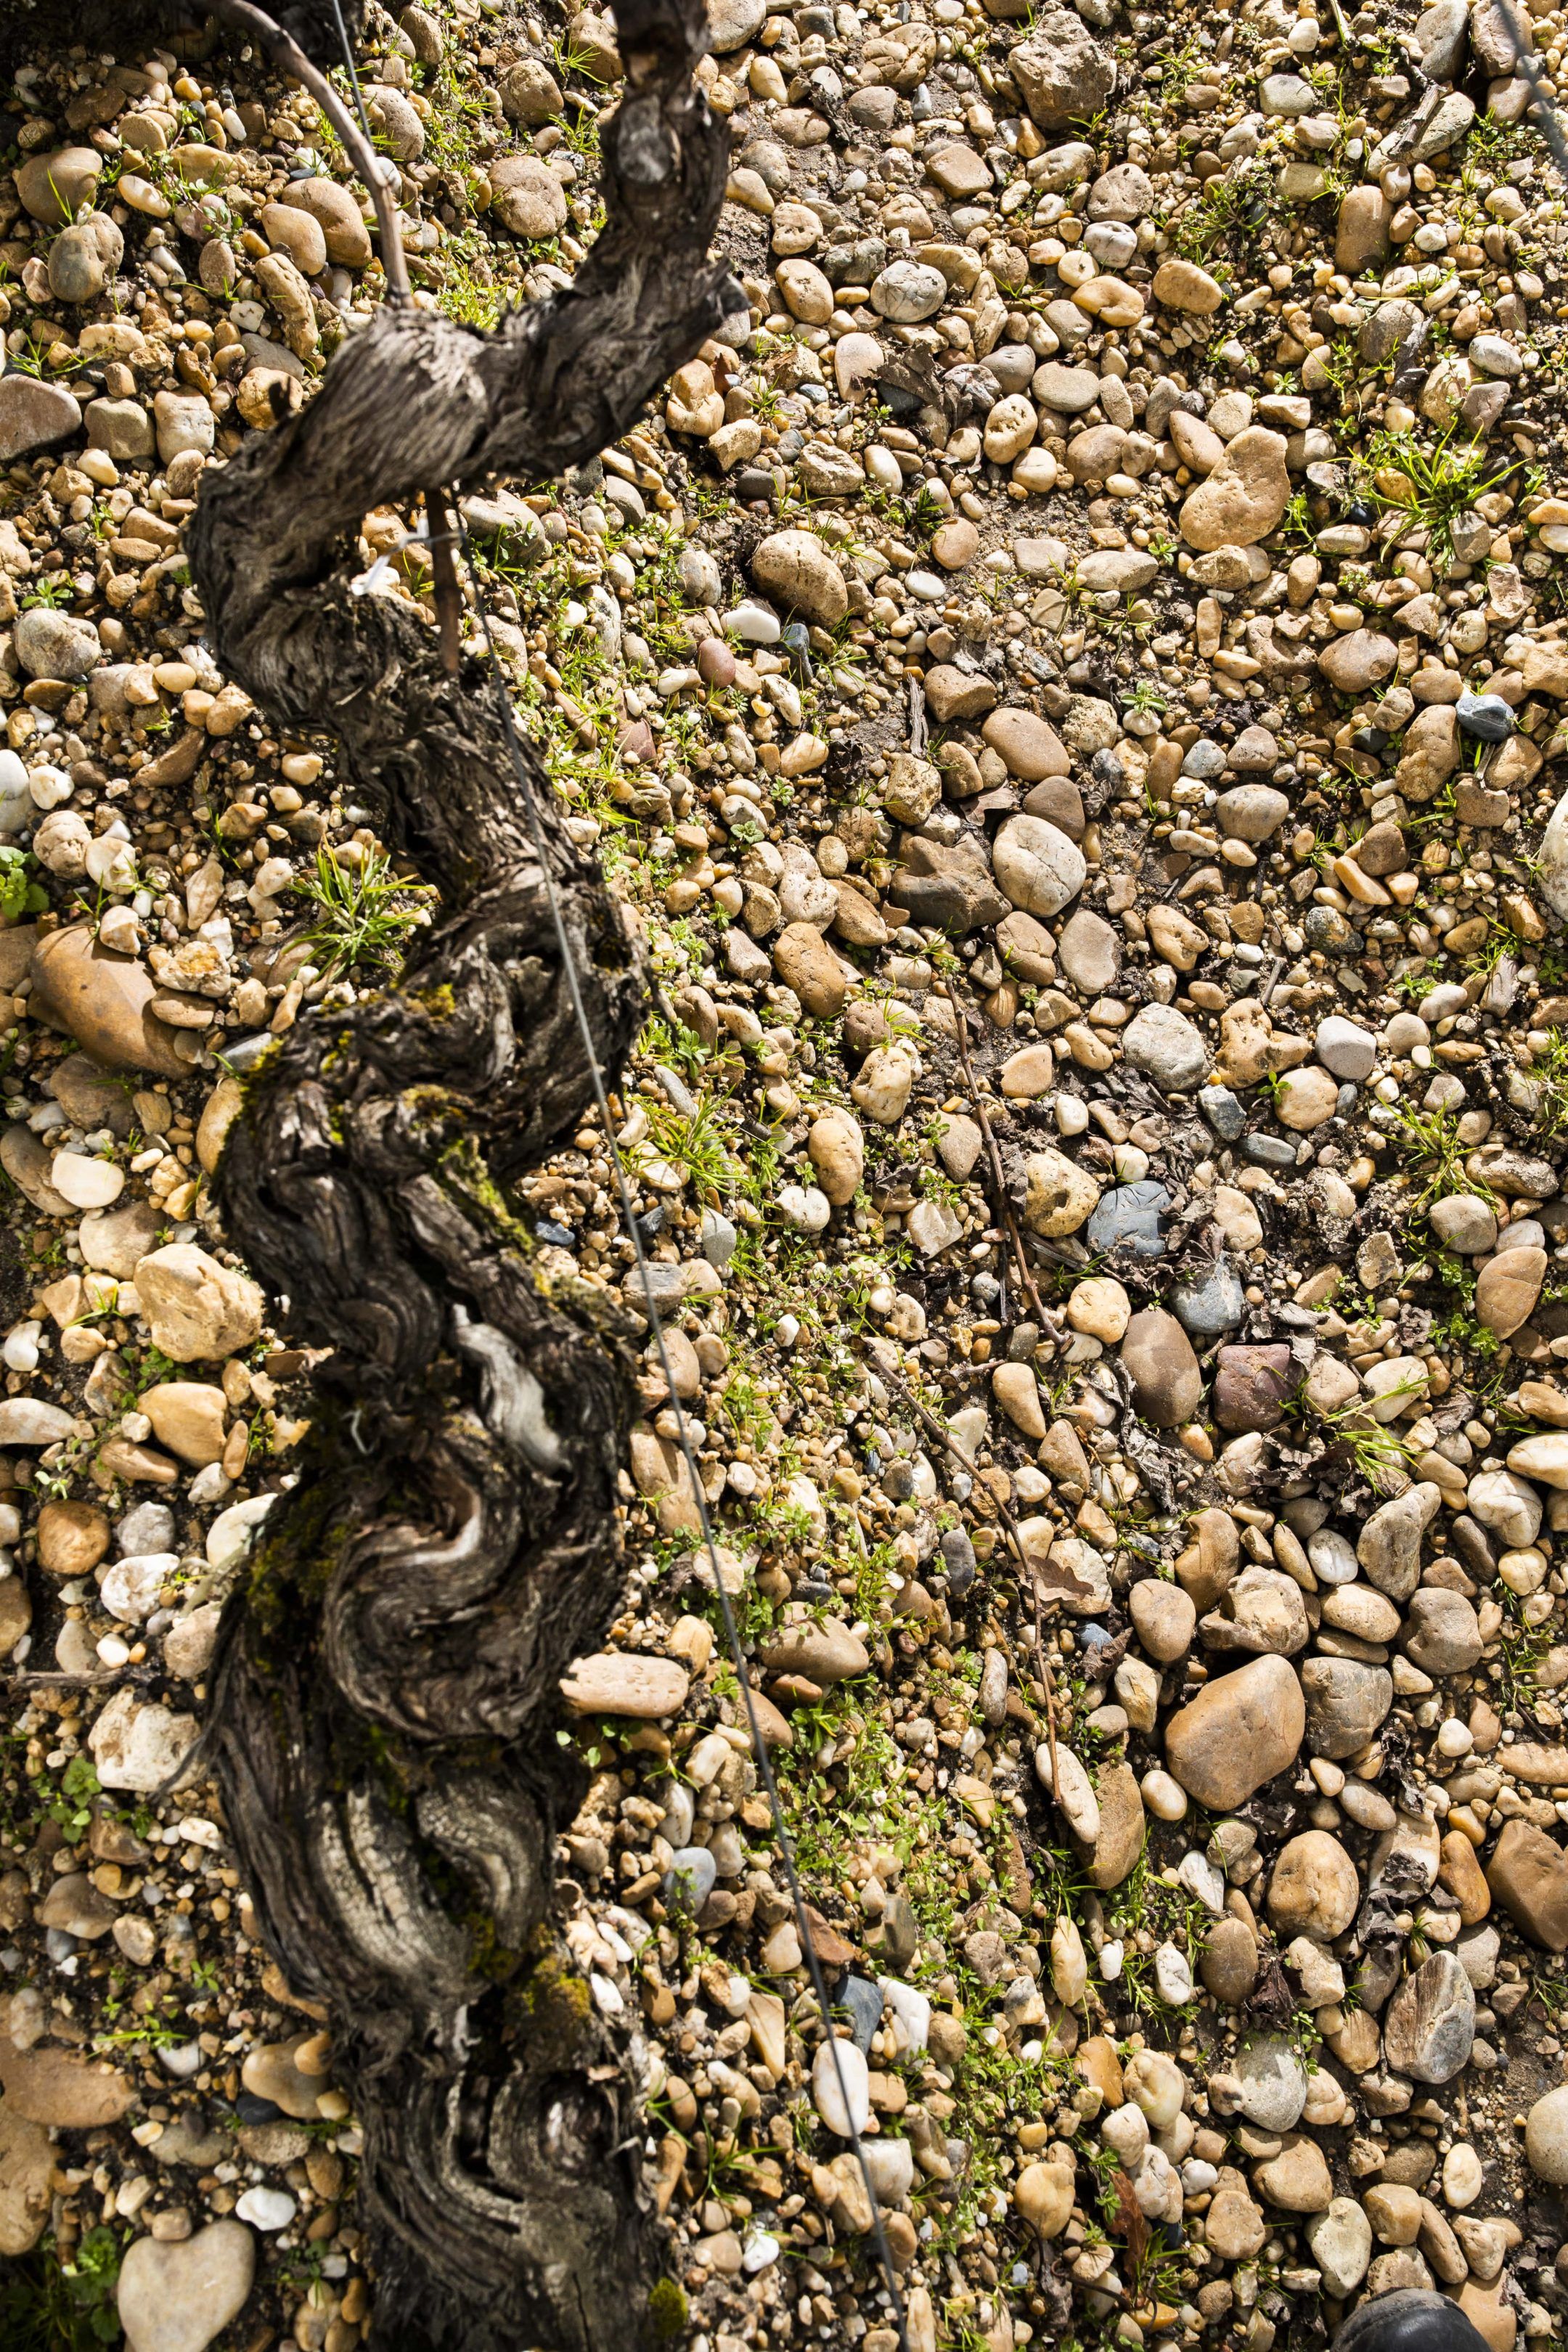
[1315, 1384, 1424, 1490]
[296, 844, 435, 979]
[1392, 1101, 1493, 1209]
[1520, 1030, 1568, 1136]
[1357, 428, 1522, 565]
[640, 1095, 736, 1199]
[1169, 158, 1269, 265]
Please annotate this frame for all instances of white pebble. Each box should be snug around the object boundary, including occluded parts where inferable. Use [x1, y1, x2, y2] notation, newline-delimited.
[812, 2036, 870, 2137]
[1141, 1768, 1188, 1822]
[49, 1151, 125, 1209]
[235, 2186, 297, 2230]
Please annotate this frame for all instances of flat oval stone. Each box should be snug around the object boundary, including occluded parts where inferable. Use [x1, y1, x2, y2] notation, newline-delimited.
[812, 2036, 870, 2136]
[558, 1654, 690, 1717]
[1120, 1307, 1202, 1424]
[1382, 1948, 1475, 2083]
[1122, 1003, 1208, 1093]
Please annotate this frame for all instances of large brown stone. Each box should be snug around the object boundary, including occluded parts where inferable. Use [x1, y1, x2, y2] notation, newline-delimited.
[36, 1499, 109, 1577]
[558, 1653, 692, 1717]
[1200, 1914, 1259, 2006]
[277, 176, 372, 266]
[1178, 428, 1290, 550]
[1486, 1818, 1568, 1951]
[0, 2043, 133, 2127]
[1205, 2185, 1267, 2259]
[1252, 2133, 1333, 2214]
[1476, 1246, 1545, 1339]
[1213, 1343, 1293, 1432]
[0, 2095, 54, 2254]
[772, 922, 847, 1017]
[29, 927, 191, 1079]
[134, 1245, 264, 1363]
[1119, 1307, 1203, 1427]
[0, 377, 82, 464]
[1164, 1656, 1304, 1809]
[116, 2220, 256, 2352]
[1075, 1759, 1145, 1890]
[1267, 1831, 1360, 1941]
[1176, 1508, 1240, 1611]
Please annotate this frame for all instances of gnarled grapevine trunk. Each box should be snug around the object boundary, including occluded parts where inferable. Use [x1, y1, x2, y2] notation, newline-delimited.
[182, 4, 739, 2343]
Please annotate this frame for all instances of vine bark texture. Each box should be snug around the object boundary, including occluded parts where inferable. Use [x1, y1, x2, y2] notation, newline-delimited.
[179, 4, 738, 2344]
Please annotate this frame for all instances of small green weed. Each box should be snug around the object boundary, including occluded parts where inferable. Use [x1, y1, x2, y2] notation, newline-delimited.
[296, 844, 435, 978]
[1357, 428, 1520, 565]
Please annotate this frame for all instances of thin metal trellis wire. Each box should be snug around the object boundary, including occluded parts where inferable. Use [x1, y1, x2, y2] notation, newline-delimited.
[327, 0, 378, 152]
[315, 12, 917, 2343]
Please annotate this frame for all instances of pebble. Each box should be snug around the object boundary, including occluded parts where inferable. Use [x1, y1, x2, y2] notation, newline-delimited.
[1307, 2200, 1373, 2295]
[1085, 1180, 1169, 1259]
[1164, 1657, 1305, 1808]
[1119, 1308, 1203, 1426]
[1381, 1949, 1475, 2083]
[1122, 1005, 1208, 1093]
[1235, 2032, 1308, 2132]
[7, 8, 1568, 2344]
[812, 2038, 870, 2137]
[233, 2186, 295, 2231]
[1525, 2084, 1568, 2184]
[116, 2220, 256, 2352]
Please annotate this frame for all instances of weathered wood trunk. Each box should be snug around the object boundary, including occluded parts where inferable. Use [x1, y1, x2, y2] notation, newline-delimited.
[168, 2, 737, 2343]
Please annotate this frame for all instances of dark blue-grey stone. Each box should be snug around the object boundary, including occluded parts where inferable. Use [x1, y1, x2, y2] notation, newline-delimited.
[1170, 1259, 1246, 1338]
[780, 621, 813, 677]
[941, 1527, 976, 1594]
[1079, 1622, 1113, 1649]
[235, 2091, 283, 2125]
[1304, 906, 1355, 953]
[1199, 1085, 1246, 1141]
[536, 1220, 574, 1247]
[1086, 1180, 1169, 1257]
[218, 1031, 274, 1074]
[1333, 2287, 1493, 2352]
[1244, 1132, 1298, 1169]
[838, 1975, 883, 2052]
[1455, 692, 1514, 743]
[1336, 1082, 1360, 1118]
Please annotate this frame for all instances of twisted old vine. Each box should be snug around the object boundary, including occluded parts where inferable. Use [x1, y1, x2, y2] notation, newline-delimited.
[151, 1, 738, 2343]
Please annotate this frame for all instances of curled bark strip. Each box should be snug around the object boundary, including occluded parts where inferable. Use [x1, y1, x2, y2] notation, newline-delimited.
[184, 4, 739, 2344]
